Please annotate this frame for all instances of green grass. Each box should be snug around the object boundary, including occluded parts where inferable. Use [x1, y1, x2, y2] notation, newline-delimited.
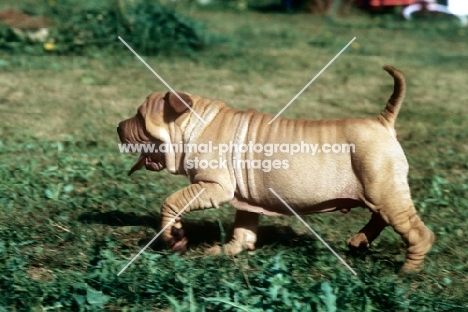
[1, 1, 468, 310]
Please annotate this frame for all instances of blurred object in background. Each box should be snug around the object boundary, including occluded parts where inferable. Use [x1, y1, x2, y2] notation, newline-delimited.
[304, 0, 355, 15]
[403, 0, 468, 25]
[0, 1, 205, 55]
[247, 0, 353, 15]
[0, 8, 51, 42]
[210, 0, 468, 22]
[247, 0, 304, 12]
[368, 0, 416, 6]
[354, 0, 416, 11]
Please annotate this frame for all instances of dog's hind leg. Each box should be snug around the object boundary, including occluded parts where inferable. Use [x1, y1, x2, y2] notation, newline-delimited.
[380, 201, 435, 272]
[347, 212, 387, 250]
[359, 181, 435, 271]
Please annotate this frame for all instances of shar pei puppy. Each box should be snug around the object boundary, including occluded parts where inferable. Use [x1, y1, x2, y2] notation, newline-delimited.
[117, 66, 434, 271]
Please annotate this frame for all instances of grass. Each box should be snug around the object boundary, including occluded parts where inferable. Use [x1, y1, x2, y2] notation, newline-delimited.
[1, 1, 467, 310]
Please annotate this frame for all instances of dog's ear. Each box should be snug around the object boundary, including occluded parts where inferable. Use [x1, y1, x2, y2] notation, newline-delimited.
[166, 92, 192, 113]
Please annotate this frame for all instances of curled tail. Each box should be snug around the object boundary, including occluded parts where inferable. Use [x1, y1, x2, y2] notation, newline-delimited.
[379, 65, 406, 127]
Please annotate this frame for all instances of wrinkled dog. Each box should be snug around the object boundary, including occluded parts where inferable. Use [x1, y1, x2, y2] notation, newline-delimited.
[117, 66, 434, 271]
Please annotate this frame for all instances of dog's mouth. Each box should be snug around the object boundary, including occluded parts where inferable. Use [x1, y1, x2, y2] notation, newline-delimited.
[128, 153, 165, 176]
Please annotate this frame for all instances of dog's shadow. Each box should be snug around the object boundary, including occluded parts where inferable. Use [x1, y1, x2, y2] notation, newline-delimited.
[77, 210, 396, 269]
[78, 210, 302, 251]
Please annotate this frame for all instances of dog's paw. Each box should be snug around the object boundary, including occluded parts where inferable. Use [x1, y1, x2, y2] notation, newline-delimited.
[346, 233, 371, 251]
[205, 245, 222, 255]
[168, 226, 188, 254]
[205, 241, 253, 256]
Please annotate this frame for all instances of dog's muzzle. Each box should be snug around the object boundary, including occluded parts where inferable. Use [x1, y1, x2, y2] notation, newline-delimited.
[117, 124, 165, 176]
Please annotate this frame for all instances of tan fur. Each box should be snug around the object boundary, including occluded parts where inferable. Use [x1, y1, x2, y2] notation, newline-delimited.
[117, 66, 434, 272]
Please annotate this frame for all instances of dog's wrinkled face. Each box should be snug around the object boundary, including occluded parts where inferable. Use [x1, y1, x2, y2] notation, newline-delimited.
[117, 91, 192, 176]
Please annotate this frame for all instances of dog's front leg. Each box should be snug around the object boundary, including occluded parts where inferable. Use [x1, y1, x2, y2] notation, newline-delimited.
[206, 210, 259, 256]
[161, 182, 232, 253]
